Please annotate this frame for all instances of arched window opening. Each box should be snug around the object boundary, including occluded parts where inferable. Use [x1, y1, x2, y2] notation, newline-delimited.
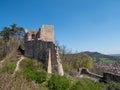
[32, 34, 35, 39]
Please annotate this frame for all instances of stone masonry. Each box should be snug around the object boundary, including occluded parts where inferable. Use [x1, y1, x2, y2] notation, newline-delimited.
[79, 68, 120, 83]
[24, 25, 64, 76]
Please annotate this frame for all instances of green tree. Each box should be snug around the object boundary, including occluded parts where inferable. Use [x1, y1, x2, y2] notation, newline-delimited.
[0, 27, 11, 42]
[0, 24, 25, 58]
[75, 52, 93, 69]
[0, 24, 25, 41]
[10, 24, 25, 39]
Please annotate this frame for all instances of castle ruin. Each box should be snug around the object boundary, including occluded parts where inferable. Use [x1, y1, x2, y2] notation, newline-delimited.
[24, 25, 64, 76]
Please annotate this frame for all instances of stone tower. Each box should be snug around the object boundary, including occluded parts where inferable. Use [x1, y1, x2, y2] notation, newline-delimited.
[24, 25, 64, 76]
[39, 25, 54, 43]
[25, 25, 54, 43]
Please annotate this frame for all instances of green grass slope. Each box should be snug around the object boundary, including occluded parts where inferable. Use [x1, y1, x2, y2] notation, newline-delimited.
[0, 57, 120, 90]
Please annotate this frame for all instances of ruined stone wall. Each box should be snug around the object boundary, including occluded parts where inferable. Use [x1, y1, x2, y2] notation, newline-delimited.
[24, 25, 54, 43]
[80, 68, 102, 79]
[25, 40, 59, 74]
[24, 25, 64, 75]
[79, 68, 120, 83]
[103, 72, 120, 83]
[40, 25, 54, 43]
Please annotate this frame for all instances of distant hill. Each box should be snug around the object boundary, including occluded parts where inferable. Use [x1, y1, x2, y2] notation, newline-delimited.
[84, 51, 120, 64]
[64, 51, 120, 64]
[109, 54, 120, 56]
[84, 51, 119, 59]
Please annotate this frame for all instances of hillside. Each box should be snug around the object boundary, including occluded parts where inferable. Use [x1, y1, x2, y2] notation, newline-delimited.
[0, 56, 107, 90]
[61, 51, 120, 76]
[110, 54, 120, 56]
[0, 42, 119, 90]
[84, 51, 120, 64]
[1, 56, 120, 90]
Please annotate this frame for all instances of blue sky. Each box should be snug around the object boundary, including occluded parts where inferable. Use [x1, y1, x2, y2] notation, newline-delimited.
[0, 0, 120, 54]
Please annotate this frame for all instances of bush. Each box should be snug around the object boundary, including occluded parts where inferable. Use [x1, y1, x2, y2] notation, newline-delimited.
[39, 82, 49, 90]
[70, 78, 106, 90]
[20, 58, 47, 83]
[20, 58, 34, 70]
[20, 58, 44, 70]
[75, 52, 93, 69]
[0, 55, 4, 61]
[0, 61, 16, 74]
[24, 69, 47, 83]
[48, 75, 71, 90]
[107, 83, 120, 90]
[62, 62, 76, 76]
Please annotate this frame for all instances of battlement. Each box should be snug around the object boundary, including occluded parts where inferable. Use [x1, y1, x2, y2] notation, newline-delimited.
[25, 25, 54, 43]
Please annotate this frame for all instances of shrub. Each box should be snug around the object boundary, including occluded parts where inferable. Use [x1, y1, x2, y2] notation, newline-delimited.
[39, 83, 49, 90]
[70, 78, 106, 90]
[48, 75, 71, 90]
[24, 69, 47, 83]
[75, 52, 93, 69]
[0, 55, 4, 61]
[20, 58, 47, 83]
[62, 62, 76, 76]
[20, 58, 44, 70]
[39, 71, 47, 83]
[20, 58, 34, 70]
[0, 61, 16, 74]
[107, 83, 120, 90]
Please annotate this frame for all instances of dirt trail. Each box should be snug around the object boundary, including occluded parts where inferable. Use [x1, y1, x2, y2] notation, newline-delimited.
[12, 56, 25, 76]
